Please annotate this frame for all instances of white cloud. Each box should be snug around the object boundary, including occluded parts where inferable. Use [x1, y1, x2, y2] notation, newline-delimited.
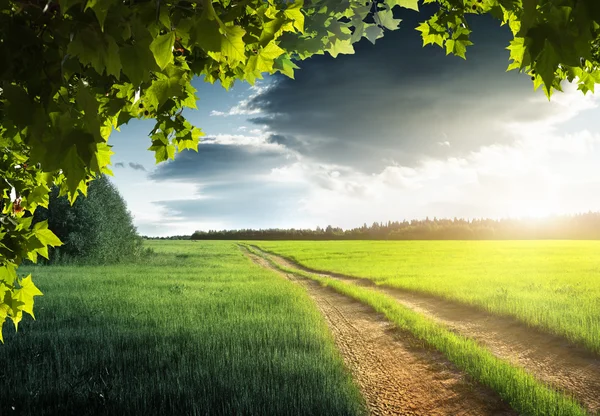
[203, 133, 269, 147]
[504, 82, 599, 137]
[257, 89, 600, 227]
[209, 82, 272, 117]
[109, 172, 216, 236]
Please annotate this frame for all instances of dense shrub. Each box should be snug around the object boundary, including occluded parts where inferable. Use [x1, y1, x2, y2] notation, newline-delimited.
[34, 175, 143, 264]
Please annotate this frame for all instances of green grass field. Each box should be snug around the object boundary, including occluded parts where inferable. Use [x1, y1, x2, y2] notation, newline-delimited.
[246, 245, 587, 416]
[3, 239, 598, 416]
[255, 240, 600, 355]
[0, 241, 364, 416]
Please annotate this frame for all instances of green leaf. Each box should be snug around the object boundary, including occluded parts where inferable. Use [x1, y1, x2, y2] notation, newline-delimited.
[387, 0, 419, 11]
[327, 20, 352, 41]
[13, 275, 43, 320]
[327, 39, 354, 58]
[517, 0, 538, 37]
[191, 14, 222, 53]
[506, 37, 526, 71]
[158, 6, 171, 30]
[0, 302, 8, 342]
[365, 25, 384, 45]
[176, 127, 203, 151]
[26, 183, 51, 210]
[148, 140, 176, 163]
[536, 39, 561, 98]
[61, 145, 88, 198]
[58, 0, 84, 12]
[150, 32, 176, 70]
[350, 20, 366, 43]
[377, 9, 401, 31]
[120, 40, 158, 86]
[260, 42, 285, 61]
[85, 0, 113, 30]
[247, 42, 285, 73]
[67, 28, 122, 77]
[145, 69, 187, 111]
[97, 142, 114, 169]
[445, 37, 472, 59]
[0, 264, 17, 287]
[220, 25, 247, 64]
[0, 84, 34, 128]
[181, 83, 199, 109]
[274, 55, 300, 78]
[416, 22, 445, 47]
[284, 1, 305, 33]
[259, 17, 285, 46]
[5, 293, 25, 328]
[89, 142, 115, 173]
[76, 83, 102, 141]
[33, 221, 63, 247]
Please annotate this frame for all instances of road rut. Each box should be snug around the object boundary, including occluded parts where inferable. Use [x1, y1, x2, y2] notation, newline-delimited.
[243, 247, 515, 416]
[252, 245, 600, 414]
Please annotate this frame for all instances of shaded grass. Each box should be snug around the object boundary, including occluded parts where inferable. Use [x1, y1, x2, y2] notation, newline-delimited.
[246, 245, 590, 416]
[0, 241, 365, 416]
[255, 240, 600, 355]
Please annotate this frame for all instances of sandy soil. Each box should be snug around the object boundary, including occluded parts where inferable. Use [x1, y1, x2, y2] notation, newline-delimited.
[243, 248, 515, 416]
[252, 245, 600, 414]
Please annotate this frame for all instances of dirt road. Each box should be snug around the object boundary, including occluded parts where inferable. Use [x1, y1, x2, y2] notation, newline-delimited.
[243, 248, 515, 416]
[253, 245, 600, 414]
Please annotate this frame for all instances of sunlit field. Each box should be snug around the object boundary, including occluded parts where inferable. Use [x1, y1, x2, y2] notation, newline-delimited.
[255, 240, 600, 354]
[0, 241, 364, 416]
[245, 244, 592, 416]
[3, 239, 599, 416]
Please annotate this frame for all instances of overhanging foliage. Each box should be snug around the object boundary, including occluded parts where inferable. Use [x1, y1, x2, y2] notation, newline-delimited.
[1, 0, 599, 341]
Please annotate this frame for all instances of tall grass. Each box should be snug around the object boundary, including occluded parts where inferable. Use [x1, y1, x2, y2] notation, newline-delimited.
[247, 246, 589, 416]
[256, 240, 600, 355]
[0, 241, 365, 416]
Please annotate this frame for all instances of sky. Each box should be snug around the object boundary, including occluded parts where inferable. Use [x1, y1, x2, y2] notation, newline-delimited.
[109, 10, 600, 237]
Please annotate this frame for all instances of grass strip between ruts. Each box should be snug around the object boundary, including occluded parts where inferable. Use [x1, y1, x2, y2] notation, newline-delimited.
[245, 245, 590, 416]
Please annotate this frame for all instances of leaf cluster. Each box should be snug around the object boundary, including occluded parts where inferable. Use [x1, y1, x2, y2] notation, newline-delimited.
[416, 0, 600, 96]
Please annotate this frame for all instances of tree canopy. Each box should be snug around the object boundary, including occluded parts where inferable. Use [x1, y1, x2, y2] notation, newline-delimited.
[33, 175, 143, 264]
[1, 0, 600, 342]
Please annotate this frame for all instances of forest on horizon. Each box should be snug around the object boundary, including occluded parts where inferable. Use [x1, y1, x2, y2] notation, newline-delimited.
[144, 212, 600, 240]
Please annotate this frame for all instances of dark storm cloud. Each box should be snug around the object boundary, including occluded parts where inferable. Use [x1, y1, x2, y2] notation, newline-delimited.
[247, 13, 561, 172]
[128, 162, 146, 171]
[149, 140, 293, 183]
[265, 133, 306, 151]
[266, 134, 291, 146]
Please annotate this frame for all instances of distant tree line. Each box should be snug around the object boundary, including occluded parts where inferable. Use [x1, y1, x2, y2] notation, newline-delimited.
[187, 212, 600, 240]
[143, 235, 192, 240]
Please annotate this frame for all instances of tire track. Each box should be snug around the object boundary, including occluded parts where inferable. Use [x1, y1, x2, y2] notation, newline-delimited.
[242, 247, 515, 416]
[252, 245, 600, 414]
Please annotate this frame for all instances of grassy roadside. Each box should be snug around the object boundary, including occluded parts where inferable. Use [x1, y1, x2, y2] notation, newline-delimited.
[255, 240, 600, 355]
[0, 241, 365, 416]
[245, 245, 590, 416]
